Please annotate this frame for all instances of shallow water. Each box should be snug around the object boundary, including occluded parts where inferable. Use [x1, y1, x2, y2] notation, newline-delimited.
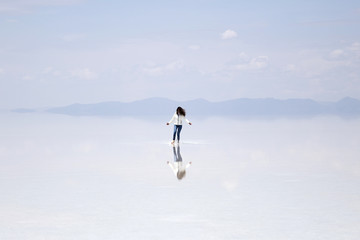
[0, 113, 360, 239]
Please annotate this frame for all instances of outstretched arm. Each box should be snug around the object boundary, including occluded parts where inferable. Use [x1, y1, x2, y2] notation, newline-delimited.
[186, 162, 192, 168]
[167, 161, 177, 175]
[167, 113, 176, 125]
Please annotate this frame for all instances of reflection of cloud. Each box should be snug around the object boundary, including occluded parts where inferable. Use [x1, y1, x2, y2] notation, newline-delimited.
[159, 214, 209, 223]
[250, 150, 269, 166]
[221, 29, 237, 40]
[72, 142, 96, 153]
[222, 180, 238, 192]
[1, 205, 89, 232]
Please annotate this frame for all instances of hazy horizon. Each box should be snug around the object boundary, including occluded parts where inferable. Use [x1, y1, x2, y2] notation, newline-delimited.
[3, 96, 360, 111]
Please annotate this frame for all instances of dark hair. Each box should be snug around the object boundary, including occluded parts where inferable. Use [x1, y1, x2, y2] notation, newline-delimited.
[176, 106, 186, 116]
[177, 170, 186, 180]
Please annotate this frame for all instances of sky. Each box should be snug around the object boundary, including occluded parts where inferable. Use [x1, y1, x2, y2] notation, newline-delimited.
[0, 0, 359, 108]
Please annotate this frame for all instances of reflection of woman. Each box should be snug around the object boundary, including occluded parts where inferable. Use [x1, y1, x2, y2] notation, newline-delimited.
[167, 146, 192, 181]
[166, 106, 192, 145]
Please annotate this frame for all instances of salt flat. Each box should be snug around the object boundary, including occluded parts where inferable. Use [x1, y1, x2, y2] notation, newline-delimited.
[0, 113, 359, 239]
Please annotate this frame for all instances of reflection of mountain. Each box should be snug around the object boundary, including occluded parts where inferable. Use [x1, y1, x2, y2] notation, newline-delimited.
[13, 97, 360, 117]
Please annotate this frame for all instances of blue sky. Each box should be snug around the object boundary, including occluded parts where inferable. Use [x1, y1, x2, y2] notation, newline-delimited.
[0, 0, 359, 108]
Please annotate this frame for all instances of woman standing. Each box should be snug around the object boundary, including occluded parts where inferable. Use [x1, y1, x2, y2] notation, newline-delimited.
[166, 106, 192, 144]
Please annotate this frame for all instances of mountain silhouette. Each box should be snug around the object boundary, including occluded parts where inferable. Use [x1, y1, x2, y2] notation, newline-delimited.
[33, 97, 360, 117]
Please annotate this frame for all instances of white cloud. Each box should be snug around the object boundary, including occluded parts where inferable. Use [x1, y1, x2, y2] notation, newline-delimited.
[238, 52, 249, 60]
[236, 52, 251, 64]
[351, 42, 360, 49]
[329, 49, 345, 59]
[221, 29, 237, 40]
[165, 60, 184, 71]
[0, 68, 4, 74]
[235, 56, 269, 70]
[142, 60, 184, 76]
[349, 42, 360, 56]
[293, 48, 357, 79]
[41, 67, 61, 76]
[71, 68, 97, 80]
[142, 66, 163, 76]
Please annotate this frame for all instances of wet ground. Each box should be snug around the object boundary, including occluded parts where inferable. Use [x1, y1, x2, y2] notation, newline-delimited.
[1, 113, 360, 239]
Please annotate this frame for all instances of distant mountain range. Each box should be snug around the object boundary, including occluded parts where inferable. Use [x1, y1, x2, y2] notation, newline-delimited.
[12, 97, 360, 117]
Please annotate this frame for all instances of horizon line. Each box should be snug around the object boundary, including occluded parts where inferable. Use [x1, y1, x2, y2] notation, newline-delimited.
[6, 96, 360, 111]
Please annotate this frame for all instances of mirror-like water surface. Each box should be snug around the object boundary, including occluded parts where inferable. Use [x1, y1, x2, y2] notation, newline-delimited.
[1, 113, 359, 239]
